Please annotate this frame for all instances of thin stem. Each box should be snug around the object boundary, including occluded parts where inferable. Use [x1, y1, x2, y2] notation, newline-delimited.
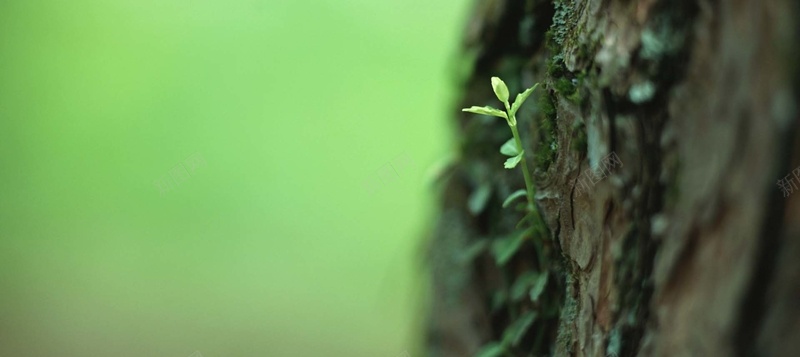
[509, 113, 550, 274]
[509, 118, 536, 215]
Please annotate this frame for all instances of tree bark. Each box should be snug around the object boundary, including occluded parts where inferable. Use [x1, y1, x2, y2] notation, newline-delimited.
[426, 0, 800, 356]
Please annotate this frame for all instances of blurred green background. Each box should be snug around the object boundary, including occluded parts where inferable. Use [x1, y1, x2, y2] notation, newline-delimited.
[0, 1, 468, 356]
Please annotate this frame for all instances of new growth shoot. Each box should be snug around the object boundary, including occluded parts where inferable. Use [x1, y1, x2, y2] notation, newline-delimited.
[462, 77, 544, 233]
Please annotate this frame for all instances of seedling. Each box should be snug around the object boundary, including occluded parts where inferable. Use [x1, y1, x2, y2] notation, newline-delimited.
[462, 77, 544, 231]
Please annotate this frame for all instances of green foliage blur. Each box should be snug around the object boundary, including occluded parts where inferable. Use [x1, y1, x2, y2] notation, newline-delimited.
[0, 1, 468, 356]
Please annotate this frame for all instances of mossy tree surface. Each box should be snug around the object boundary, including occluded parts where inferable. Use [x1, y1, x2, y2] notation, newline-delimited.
[426, 0, 800, 356]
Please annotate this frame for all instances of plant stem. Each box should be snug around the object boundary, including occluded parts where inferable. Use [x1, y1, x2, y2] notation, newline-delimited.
[508, 115, 541, 224]
[509, 118, 538, 216]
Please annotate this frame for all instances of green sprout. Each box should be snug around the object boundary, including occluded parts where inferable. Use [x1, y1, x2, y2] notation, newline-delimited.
[462, 77, 543, 231]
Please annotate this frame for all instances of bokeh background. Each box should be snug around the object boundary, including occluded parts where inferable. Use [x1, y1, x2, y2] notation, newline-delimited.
[0, 1, 469, 356]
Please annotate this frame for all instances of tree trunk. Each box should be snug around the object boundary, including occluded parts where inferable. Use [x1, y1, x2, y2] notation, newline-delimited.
[425, 0, 800, 356]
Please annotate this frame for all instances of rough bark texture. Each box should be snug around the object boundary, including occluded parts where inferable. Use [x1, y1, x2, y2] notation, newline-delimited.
[426, 0, 799, 356]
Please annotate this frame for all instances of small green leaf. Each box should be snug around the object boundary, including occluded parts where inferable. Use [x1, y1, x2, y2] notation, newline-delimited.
[516, 212, 534, 229]
[502, 311, 537, 346]
[500, 138, 520, 156]
[459, 239, 489, 263]
[502, 189, 527, 208]
[462, 106, 507, 119]
[491, 77, 510, 104]
[468, 183, 492, 215]
[504, 151, 524, 169]
[491, 230, 528, 266]
[475, 342, 504, 357]
[530, 273, 549, 302]
[510, 83, 539, 116]
[510, 271, 539, 301]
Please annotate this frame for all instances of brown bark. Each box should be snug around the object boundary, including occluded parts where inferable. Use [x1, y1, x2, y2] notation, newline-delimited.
[426, 0, 800, 356]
